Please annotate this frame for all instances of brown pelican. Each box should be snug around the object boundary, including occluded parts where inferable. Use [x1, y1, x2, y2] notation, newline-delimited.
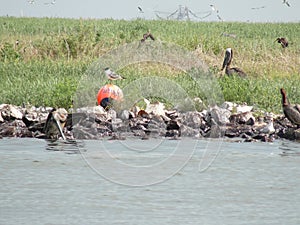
[104, 68, 125, 80]
[276, 37, 288, 48]
[221, 48, 247, 77]
[43, 108, 68, 140]
[141, 31, 155, 42]
[280, 88, 300, 127]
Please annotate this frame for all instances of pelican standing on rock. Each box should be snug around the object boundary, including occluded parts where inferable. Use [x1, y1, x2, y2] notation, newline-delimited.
[43, 108, 68, 140]
[280, 88, 300, 127]
[221, 48, 247, 77]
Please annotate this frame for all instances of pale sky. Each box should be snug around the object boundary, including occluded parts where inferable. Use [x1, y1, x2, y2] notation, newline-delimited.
[0, 0, 299, 22]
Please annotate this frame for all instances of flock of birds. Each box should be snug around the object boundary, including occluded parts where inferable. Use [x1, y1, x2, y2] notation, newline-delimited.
[138, 1, 293, 21]
[25, 0, 296, 139]
[220, 36, 289, 77]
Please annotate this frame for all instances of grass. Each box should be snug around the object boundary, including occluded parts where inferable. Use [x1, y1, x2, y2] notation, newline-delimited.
[0, 17, 299, 113]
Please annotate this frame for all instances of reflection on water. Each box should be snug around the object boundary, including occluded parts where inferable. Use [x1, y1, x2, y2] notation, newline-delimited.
[279, 140, 300, 156]
[45, 139, 86, 154]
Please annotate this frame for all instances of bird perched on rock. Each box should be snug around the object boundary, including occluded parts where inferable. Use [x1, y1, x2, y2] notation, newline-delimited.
[43, 108, 68, 140]
[221, 48, 247, 77]
[104, 67, 125, 80]
[280, 88, 300, 128]
[141, 30, 155, 42]
[276, 37, 288, 48]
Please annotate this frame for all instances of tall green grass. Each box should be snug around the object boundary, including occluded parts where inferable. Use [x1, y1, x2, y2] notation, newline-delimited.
[0, 17, 299, 112]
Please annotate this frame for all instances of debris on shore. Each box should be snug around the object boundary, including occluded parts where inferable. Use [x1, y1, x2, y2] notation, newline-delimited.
[0, 101, 299, 142]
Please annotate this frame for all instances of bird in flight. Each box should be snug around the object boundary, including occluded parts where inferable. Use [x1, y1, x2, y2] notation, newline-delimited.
[251, 6, 266, 10]
[44, 0, 56, 5]
[210, 4, 219, 13]
[138, 6, 144, 13]
[28, 0, 35, 4]
[104, 68, 125, 80]
[282, 0, 291, 7]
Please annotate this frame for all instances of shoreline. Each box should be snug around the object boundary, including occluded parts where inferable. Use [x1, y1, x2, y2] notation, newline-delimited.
[1, 102, 299, 142]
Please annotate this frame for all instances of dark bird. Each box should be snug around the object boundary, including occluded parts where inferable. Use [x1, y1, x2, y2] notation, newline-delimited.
[282, 0, 291, 7]
[221, 48, 247, 77]
[280, 88, 300, 127]
[276, 37, 288, 48]
[43, 108, 68, 140]
[141, 30, 155, 42]
[138, 6, 144, 13]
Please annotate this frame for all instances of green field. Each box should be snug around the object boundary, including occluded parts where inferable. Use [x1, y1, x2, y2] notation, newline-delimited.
[0, 17, 299, 113]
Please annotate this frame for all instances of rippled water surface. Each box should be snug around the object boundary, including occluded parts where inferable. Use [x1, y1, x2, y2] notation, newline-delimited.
[0, 138, 300, 225]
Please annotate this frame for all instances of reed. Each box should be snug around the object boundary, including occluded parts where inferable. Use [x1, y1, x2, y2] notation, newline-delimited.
[0, 17, 299, 112]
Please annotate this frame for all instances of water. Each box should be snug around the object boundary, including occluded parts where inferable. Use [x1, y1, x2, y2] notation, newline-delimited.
[0, 138, 299, 225]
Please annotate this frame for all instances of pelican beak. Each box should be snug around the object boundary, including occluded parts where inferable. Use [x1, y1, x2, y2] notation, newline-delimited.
[55, 119, 66, 140]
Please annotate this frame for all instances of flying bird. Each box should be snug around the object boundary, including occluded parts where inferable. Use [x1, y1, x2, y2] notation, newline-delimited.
[280, 88, 300, 127]
[209, 4, 219, 13]
[282, 0, 291, 7]
[276, 37, 288, 48]
[44, 0, 56, 5]
[141, 30, 155, 42]
[28, 0, 35, 4]
[43, 108, 68, 140]
[251, 6, 266, 10]
[104, 68, 125, 80]
[221, 48, 247, 77]
[138, 6, 144, 13]
[217, 14, 223, 21]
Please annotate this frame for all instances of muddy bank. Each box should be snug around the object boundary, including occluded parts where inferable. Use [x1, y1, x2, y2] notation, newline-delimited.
[0, 102, 299, 142]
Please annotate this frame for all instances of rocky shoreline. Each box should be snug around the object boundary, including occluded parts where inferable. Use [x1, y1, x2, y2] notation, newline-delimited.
[0, 102, 300, 142]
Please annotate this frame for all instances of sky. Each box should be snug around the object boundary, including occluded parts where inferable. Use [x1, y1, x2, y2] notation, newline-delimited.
[0, 0, 299, 23]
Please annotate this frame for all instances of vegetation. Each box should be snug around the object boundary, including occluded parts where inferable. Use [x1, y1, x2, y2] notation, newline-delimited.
[0, 17, 299, 113]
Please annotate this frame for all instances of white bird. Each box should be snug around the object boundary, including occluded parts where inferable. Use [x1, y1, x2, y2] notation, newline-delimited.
[259, 119, 275, 134]
[104, 67, 125, 80]
[28, 0, 35, 4]
[44, 0, 56, 5]
[251, 6, 266, 10]
[209, 4, 219, 13]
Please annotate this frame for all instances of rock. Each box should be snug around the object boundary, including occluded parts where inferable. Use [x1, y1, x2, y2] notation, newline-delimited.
[0, 104, 23, 120]
[181, 111, 203, 129]
[294, 129, 300, 140]
[208, 105, 231, 125]
[230, 112, 255, 125]
[144, 99, 165, 116]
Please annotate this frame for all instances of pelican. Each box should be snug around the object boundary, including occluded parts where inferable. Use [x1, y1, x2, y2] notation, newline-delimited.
[141, 30, 155, 42]
[280, 88, 300, 127]
[276, 37, 288, 48]
[221, 48, 247, 77]
[43, 108, 68, 140]
[104, 68, 125, 80]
